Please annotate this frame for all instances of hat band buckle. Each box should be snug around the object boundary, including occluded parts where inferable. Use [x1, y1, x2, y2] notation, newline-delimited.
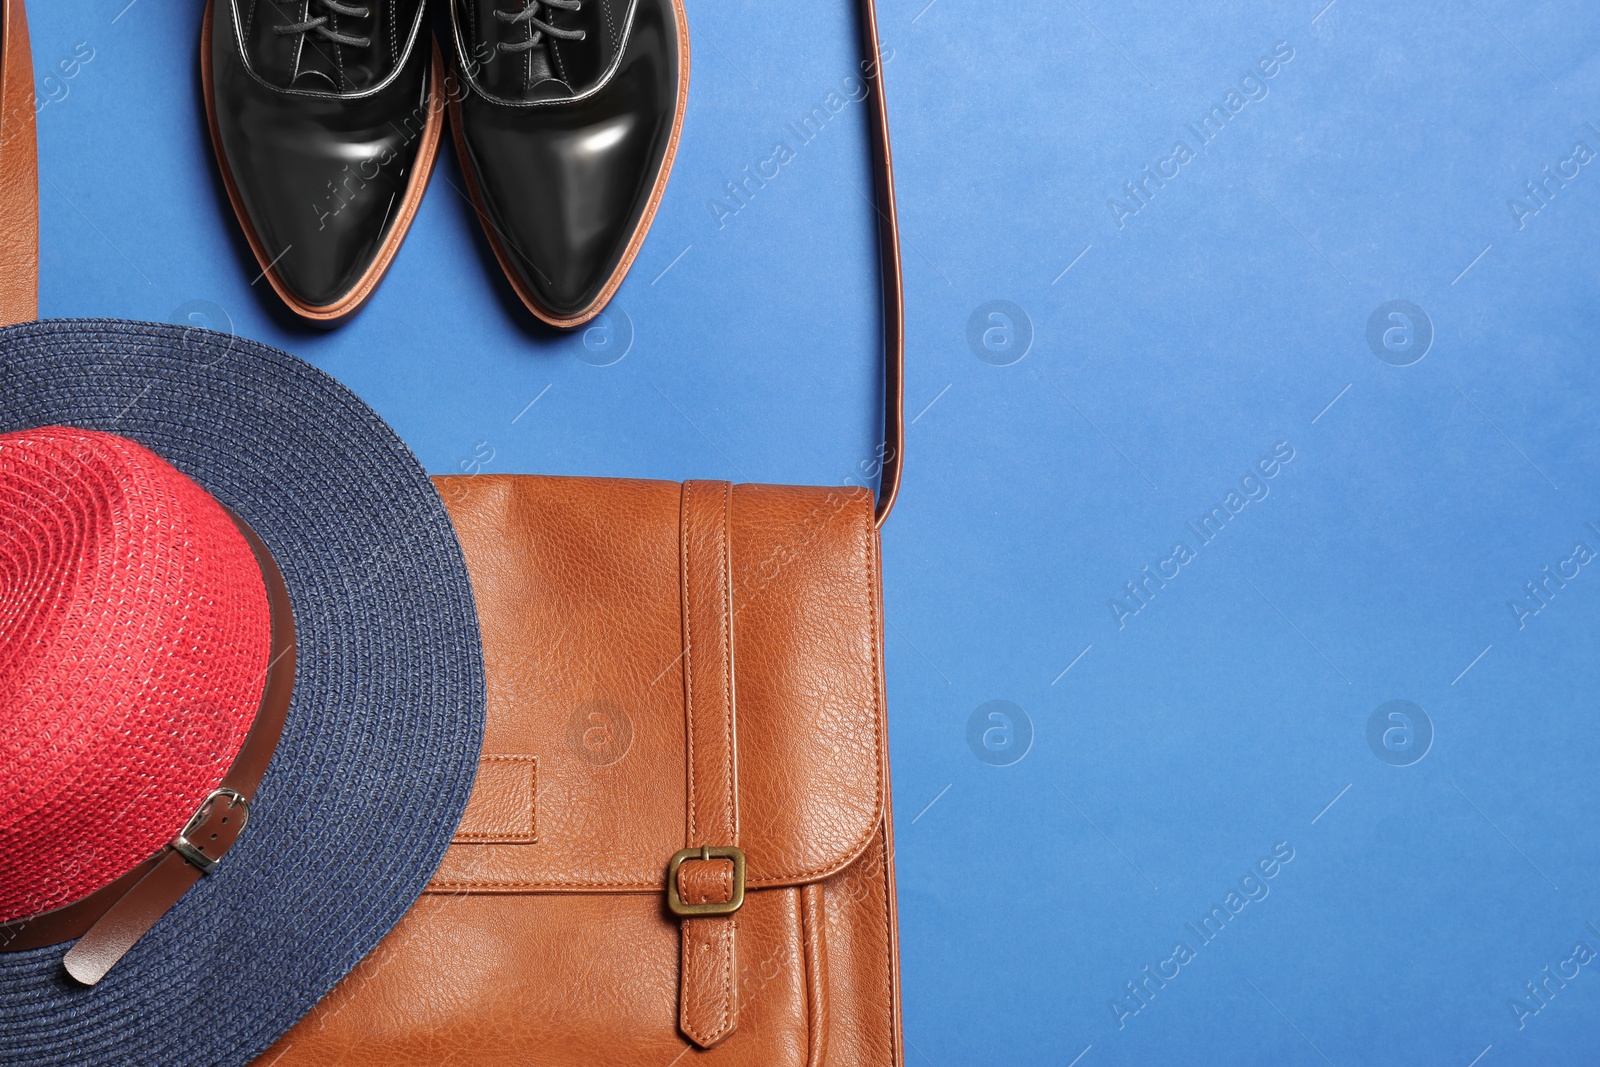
[171, 789, 251, 876]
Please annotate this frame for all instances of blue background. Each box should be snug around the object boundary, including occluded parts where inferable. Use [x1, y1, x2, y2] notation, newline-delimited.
[27, 1, 1600, 1063]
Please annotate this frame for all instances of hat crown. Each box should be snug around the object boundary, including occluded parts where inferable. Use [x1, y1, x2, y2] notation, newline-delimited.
[0, 428, 271, 923]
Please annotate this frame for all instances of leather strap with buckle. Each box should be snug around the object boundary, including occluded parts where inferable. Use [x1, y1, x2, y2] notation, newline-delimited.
[0, 509, 296, 985]
[667, 845, 746, 918]
[673, 480, 742, 1048]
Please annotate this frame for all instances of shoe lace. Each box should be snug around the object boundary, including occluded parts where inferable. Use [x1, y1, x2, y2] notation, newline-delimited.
[494, 0, 586, 53]
[274, 0, 373, 48]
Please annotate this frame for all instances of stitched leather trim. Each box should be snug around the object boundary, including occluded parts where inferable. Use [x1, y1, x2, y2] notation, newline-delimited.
[452, 755, 538, 844]
[681, 916, 738, 1047]
[678, 480, 741, 1048]
[678, 857, 734, 906]
[682, 480, 738, 848]
[803, 882, 828, 1067]
[874, 832, 902, 1067]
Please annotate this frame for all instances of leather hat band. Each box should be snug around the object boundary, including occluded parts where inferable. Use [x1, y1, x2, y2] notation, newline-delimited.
[0, 509, 296, 984]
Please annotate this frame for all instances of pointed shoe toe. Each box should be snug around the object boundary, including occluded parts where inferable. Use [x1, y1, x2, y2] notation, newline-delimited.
[447, 0, 689, 327]
[203, 0, 444, 324]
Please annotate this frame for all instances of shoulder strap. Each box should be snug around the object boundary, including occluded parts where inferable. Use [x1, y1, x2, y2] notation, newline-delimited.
[0, 0, 38, 326]
[857, 0, 905, 526]
[0, 0, 905, 523]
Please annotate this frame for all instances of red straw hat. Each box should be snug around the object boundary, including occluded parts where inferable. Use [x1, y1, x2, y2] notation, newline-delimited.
[0, 427, 269, 917]
[0, 320, 486, 1067]
[0, 427, 290, 979]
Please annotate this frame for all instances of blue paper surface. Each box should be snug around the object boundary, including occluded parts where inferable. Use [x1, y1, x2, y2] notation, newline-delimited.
[28, 1, 1600, 1062]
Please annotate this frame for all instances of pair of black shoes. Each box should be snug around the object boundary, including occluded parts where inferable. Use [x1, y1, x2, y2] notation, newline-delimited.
[204, 0, 688, 326]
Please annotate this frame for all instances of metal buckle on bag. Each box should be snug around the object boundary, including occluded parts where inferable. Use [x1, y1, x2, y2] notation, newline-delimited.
[666, 845, 747, 918]
[171, 788, 250, 875]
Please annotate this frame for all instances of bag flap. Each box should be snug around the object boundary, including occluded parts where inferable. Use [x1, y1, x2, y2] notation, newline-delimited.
[428, 474, 887, 893]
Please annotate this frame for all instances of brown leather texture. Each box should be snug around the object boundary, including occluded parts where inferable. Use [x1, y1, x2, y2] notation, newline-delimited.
[0, 0, 39, 327]
[256, 474, 904, 1066]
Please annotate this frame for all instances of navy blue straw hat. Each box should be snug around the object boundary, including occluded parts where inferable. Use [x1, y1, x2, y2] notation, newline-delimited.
[0, 319, 486, 1066]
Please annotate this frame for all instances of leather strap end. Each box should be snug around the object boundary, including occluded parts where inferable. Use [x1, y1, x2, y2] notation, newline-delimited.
[62, 850, 203, 985]
[678, 857, 739, 1046]
[681, 915, 738, 1048]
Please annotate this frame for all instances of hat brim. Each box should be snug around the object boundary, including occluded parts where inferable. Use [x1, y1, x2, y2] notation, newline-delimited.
[0, 319, 486, 1066]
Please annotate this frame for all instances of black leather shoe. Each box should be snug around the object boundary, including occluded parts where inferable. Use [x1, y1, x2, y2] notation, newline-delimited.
[444, 0, 688, 327]
[203, 0, 444, 323]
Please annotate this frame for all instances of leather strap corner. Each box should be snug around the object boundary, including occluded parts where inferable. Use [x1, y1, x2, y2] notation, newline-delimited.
[678, 480, 740, 1048]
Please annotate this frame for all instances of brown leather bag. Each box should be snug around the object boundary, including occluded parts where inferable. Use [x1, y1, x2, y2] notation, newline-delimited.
[254, 1, 907, 1064]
